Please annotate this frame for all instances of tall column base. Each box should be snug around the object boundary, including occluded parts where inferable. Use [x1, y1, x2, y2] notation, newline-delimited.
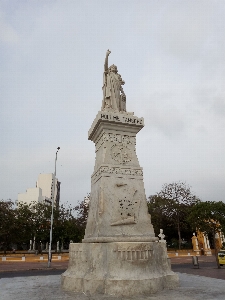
[61, 242, 179, 297]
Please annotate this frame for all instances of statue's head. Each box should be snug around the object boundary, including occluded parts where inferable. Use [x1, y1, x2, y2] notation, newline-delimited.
[109, 64, 118, 73]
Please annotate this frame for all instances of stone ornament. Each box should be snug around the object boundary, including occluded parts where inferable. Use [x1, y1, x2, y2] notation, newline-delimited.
[110, 144, 132, 164]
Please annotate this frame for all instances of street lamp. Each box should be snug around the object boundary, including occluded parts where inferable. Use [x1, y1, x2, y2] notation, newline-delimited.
[48, 147, 60, 268]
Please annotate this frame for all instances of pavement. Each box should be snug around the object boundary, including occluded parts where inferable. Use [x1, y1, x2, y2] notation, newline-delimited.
[1, 255, 225, 300]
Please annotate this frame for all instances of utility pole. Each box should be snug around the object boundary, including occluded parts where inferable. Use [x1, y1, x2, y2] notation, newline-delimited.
[48, 147, 60, 268]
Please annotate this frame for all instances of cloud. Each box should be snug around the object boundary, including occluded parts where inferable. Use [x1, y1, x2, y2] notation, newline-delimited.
[156, 1, 215, 60]
[1, 0, 225, 206]
[139, 93, 186, 137]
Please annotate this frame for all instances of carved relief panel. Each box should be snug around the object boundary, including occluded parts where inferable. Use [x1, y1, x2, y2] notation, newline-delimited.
[111, 182, 141, 226]
[113, 243, 153, 261]
[95, 133, 136, 152]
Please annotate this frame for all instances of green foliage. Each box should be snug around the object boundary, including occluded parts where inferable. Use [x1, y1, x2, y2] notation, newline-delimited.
[148, 182, 199, 249]
[15, 202, 36, 248]
[0, 196, 90, 253]
[188, 201, 225, 235]
[147, 195, 173, 236]
[0, 200, 17, 253]
[188, 201, 225, 268]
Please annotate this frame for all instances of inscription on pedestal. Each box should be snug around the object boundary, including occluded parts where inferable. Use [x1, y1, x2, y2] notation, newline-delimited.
[100, 113, 143, 125]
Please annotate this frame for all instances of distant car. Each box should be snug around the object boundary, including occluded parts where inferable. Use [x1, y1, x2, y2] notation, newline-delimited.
[218, 250, 225, 266]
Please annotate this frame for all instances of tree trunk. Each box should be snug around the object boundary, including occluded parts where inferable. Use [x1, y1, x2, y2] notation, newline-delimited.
[177, 222, 182, 250]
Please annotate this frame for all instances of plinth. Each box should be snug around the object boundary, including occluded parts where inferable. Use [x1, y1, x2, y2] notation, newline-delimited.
[61, 110, 179, 297]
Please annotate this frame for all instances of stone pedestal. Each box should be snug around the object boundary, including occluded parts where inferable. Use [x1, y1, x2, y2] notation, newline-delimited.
[62, 242, 178, 297]
[61, 110, 179, 296]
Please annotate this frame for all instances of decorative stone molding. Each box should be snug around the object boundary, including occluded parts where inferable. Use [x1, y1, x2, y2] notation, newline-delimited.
[115, 249, 152, 261]
[88, 111, 144, 142]
[92, 166, 143, 183]
[82, 236, 158, 243]
[113, 243, 153, 261]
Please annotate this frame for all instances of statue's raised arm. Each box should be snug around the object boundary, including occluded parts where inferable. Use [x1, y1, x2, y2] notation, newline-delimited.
[104, 49, 111, 72]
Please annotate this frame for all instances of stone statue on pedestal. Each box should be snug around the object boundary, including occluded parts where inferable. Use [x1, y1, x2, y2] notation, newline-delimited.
[62, 51, 179, 297]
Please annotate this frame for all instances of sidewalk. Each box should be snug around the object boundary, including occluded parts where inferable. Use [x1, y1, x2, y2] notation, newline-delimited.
[0, 260, 68, 272]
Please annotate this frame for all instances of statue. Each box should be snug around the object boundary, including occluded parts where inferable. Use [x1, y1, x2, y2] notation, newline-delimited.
[101, 50, 126, 112]
[158, 229, 166, 243]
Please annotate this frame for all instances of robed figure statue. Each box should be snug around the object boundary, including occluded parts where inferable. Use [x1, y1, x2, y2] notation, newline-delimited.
[101, 50, 126, 112]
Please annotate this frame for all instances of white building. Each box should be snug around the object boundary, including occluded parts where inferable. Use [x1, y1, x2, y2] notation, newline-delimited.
[18, 187, 43, 206]
[18, 173, 60, 206]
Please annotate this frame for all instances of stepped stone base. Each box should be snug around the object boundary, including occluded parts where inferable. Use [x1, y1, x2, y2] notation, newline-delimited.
[61, 242, 179, 297]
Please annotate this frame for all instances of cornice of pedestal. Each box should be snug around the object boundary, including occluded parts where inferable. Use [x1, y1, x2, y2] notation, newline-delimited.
[91, 164, 143, 184]
[88, 110, 144, 143]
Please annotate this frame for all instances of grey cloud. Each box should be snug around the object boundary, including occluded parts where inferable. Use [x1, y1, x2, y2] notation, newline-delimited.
[141, 93, 186, 138]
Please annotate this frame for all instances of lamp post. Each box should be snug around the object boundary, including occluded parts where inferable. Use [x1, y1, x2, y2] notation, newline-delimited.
[48, 147, 60, 268]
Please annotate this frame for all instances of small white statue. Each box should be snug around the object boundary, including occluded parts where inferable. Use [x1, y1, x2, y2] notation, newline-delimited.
[158, 229, 166, 243]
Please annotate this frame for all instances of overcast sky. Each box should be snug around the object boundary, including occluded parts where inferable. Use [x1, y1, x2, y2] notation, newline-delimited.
[1, 0, 224, 206]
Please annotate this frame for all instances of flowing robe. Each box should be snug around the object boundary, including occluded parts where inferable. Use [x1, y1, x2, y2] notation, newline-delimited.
[102, 71, 124, 111]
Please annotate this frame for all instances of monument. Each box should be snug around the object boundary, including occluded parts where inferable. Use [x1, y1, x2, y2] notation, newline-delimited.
[61, 50, 179, 297]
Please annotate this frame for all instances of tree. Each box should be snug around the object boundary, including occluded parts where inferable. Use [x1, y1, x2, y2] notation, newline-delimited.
[52, 202, 81, 247]
[15, 202, 36, 249]
[157, 182, 199, 249]
[0, 195, 91, 253]
[0, 200, 17, 253]
[73, 194, 90, 241]
[188, 201, 225, 268]
[147, 195, 171, 236]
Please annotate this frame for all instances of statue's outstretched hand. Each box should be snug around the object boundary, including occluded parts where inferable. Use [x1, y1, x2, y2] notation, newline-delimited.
[106, 49, 111, 56]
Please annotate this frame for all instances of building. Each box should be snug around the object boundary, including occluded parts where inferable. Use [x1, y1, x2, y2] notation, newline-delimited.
[18, 173, 60, 207]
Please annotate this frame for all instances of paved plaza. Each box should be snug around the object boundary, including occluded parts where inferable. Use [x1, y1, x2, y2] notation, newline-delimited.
[1, 256, 225, 300]
[1, 272, 225, 300]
